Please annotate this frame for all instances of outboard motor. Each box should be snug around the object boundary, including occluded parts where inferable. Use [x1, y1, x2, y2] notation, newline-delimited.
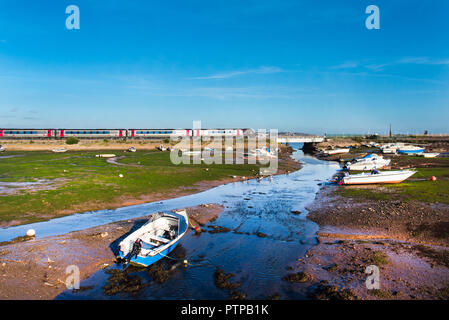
[126, 238, 143, 263]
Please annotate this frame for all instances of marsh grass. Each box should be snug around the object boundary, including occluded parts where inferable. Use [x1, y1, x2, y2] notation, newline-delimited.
[0, 150, 261, 225]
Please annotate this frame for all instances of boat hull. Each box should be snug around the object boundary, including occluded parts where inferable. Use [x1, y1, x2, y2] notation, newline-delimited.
[324, 148, 350, 155]
[398, 148, 425, 154]
[342, 170, 415, 185]
[118, 239, 181, 267]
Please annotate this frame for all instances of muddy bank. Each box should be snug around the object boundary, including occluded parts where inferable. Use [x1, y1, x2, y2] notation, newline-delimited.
[295, 236, 449, 300]
[0, 204, 224, 300]
[308, 186, 449, 246]
[301, 185, 449, 299]
[277, 144, 303, 174]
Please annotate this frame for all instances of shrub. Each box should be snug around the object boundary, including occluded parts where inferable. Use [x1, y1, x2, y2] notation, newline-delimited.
[65, 137, 79, 145]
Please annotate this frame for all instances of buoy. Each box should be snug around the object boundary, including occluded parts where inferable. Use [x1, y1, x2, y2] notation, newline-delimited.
[430, 176, 437, 181]
[26, 229, 36, 237]
[183, 260, 188, 267]
[194, 226, 201, 234]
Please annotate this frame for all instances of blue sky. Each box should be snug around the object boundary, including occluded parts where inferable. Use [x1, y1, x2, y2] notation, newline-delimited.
[0, 0, 448, 134]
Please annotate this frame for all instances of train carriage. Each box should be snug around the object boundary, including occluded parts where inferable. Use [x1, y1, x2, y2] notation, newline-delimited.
[0, 129, 54, 139]
[197, 129, 244, 137]
[57, 129, 126, 139]
[127, 129, 189, 139]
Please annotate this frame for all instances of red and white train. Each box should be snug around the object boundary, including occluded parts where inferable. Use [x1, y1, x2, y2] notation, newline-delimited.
[0, 128, 251, 139]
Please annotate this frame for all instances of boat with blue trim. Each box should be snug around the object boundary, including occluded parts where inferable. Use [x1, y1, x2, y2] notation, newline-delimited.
[117, 210, 189, 267]
[397, 146, 425, 154]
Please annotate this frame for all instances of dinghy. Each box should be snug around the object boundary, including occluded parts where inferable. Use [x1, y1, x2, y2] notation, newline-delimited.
[322, 148, 350, 155]
[345, 154, 391, 171]
[420, 153, 439, 158]
[52, 148, 67, 153]
[397, 146, 425, 154]
[95, 154, 116, 158]
[339, 169, 416, 185]
[117, 210, 189, 267]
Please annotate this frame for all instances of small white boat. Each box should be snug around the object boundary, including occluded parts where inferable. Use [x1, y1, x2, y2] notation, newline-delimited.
[117, 210, 189, 267]
[157, 145, 167, 151]
[52, 148, 67, 153]
[246, 147, 277, 159]
[0, 145, 6, 152]
[397, 146, 425, 154]
[127, 147, 137, 152]
[381, 143, 404, 154]
[340, 169, 416, 185]
[96, 154, 116, 158]
[420, 153, 439, 158]
[323, 148, 350, 155]
[345, 154, 391, 171]
[182, 150, 201, 156]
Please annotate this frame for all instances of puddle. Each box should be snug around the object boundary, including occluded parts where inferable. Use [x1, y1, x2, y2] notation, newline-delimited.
[0, 180, 56, 195]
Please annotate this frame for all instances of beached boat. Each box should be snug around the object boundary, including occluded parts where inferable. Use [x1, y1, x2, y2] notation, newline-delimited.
[380, 143, 404, 154]
[322, 148, 350, 155]
[117, 210, 189, 267]
[345, 154, 391, 171]
[340, 169, 416, 185]
[245, 147, 277, 159]
[52, 148, 67, 153]
[95, 154, 116, 158]
[127, 147, 137, 152]
[182, 150, 201, 156]
[397, 146, 425, 154]
[0, 145, 5, 152]
[419, 153, 439, 158]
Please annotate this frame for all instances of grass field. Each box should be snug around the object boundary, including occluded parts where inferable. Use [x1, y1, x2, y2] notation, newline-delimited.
[0, 150, 262, 226]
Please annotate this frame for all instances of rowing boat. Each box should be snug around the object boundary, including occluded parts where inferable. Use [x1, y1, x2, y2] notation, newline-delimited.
[117, 210, 189, 267]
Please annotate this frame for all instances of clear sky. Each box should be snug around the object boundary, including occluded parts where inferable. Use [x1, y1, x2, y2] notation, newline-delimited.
[0, 0, 448, 134]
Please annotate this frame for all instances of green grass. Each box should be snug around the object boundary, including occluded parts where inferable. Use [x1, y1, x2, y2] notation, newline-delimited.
[338, 167, 449, 204]
[0, 150, 261, 225]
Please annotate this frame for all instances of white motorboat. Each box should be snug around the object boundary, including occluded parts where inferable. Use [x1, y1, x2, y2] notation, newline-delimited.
[345, 154, 391, 171]
[0, 145, 6, 152]
[420, 153, 439, 158]
[340, 169, 416, 185]
[127, 147, 137, 152]
[322, 148, 350, 155]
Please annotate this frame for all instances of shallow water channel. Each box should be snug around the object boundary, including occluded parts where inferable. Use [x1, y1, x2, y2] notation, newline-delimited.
[1, 144, 339, 299]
